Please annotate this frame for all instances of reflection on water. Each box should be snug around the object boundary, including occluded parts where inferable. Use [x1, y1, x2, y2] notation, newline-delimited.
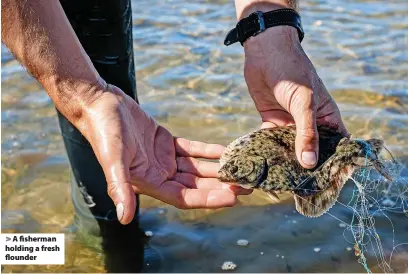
[2, 0, 408, 272]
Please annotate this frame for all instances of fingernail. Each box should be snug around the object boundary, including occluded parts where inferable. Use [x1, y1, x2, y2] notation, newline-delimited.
[302, 151, 317, 166]
[116, 203, 124, 221]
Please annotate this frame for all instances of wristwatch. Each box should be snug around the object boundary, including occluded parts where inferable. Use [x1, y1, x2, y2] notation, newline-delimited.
[224, 9, 305, 46]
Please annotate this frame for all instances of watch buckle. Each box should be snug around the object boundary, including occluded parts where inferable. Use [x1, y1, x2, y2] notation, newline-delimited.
[253, 11, 266, 36]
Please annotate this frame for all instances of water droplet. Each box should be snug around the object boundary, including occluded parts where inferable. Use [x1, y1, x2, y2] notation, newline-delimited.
[260, 252, 264, 255]
[339, 223, 347, 228]
[12, 141, 22, 148]
[314, 247, 321, 252]
[346, 247, 352, 251]
[335, 6, 345, 12]
[281, 255, 285, 259]
[145, 231, 153, 237]
[221, 261, 237, 271]
[292, 220, 297, 224]
[237, 239, 249, 246]
[313, 20, 322, 26]
[382, 198, 396, 207]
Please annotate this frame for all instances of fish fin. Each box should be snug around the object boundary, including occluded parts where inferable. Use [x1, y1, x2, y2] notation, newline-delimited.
[266, 191, 280, 202]
[293, 175, 348, 218]
[220, 133, 253, 166]
[373, 160, 393, 182]
[338, 137, 350, 146]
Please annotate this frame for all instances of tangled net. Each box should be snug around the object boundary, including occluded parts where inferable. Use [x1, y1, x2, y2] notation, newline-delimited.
[340, 158, 408, 274]
[297, 148, 408, 273]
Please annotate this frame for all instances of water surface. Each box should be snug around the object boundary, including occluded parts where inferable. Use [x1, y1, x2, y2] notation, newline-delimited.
[2, 0, 408, 272]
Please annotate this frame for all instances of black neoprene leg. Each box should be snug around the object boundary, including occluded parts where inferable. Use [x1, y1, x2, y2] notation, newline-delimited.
[58, 0, 146, 272]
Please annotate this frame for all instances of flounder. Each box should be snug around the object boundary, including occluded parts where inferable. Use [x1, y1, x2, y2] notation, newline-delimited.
[218, 125, 393, 217]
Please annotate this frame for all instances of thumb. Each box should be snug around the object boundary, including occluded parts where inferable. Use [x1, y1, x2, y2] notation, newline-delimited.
[103, 159, 136, 225]
[290, 88, 319, 169]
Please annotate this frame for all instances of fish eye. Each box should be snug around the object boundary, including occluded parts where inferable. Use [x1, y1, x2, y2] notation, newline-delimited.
[229, 165, 238, 174]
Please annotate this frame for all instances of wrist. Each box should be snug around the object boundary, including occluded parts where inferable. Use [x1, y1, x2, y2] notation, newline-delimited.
[243, 25, 300, 55]
[41, 74, 106, 129]
[232, 1, 302, 50]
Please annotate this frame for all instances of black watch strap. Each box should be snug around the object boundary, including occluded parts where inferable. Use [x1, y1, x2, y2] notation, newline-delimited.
[224, 9, 304, 46]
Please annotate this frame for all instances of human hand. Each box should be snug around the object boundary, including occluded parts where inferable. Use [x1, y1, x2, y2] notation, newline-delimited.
[77, 84, 252, 224]
[243, 26, 348, 169]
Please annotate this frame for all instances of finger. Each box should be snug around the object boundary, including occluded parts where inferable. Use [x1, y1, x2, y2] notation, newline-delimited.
[103, 161, 137, 225]
[173, 172, 253, 195]
[148, 181, 238, 209]
[259, 109, 295, 129]
[290, 87, 319, 169]
[174, 138, 226, 159]
[176, 157, 220, 177]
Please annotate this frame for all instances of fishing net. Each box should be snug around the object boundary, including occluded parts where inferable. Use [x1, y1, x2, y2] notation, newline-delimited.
[296, 146, 408, 273]
[341, 158, 408, 273]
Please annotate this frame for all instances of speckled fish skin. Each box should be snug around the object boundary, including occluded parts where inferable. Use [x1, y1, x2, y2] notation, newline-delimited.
[218, 125, 392, 217]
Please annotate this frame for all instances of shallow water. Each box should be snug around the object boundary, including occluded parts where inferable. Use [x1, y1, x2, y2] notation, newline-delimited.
[2, 0, 408, 273]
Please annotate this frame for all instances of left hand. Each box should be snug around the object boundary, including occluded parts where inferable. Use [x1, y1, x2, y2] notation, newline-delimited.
[79, 84, 252, 224]
[243, 26, 349, 169]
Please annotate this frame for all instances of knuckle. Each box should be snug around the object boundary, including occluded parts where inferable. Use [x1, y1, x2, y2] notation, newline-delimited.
[106, 182, 118, 200]
[194, 176, 201, 186]
[173, 193, 188, 209]
[287, 85, 315, 113]
[294, 86, 314, 102]
[299, 127, 319, 143]
[188, 141, 197, 156]
[195, 159, 202, 170]
[176, 157, 186, 170]
[202, 144, 210, 157]
[302, 86, 314, 97]
[172, 172, 182, 182]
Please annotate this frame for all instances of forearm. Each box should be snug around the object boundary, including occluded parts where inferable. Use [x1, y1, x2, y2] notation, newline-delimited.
[1, 0, 104, 126]
[234, 0, 298, 19]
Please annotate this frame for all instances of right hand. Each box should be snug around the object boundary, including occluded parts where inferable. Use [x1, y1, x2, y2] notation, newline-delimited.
[76, 84, 252, 224]
[242, 26, 349, 169]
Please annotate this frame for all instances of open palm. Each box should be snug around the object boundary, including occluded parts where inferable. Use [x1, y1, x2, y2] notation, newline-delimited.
[79, 84, 251, 224]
